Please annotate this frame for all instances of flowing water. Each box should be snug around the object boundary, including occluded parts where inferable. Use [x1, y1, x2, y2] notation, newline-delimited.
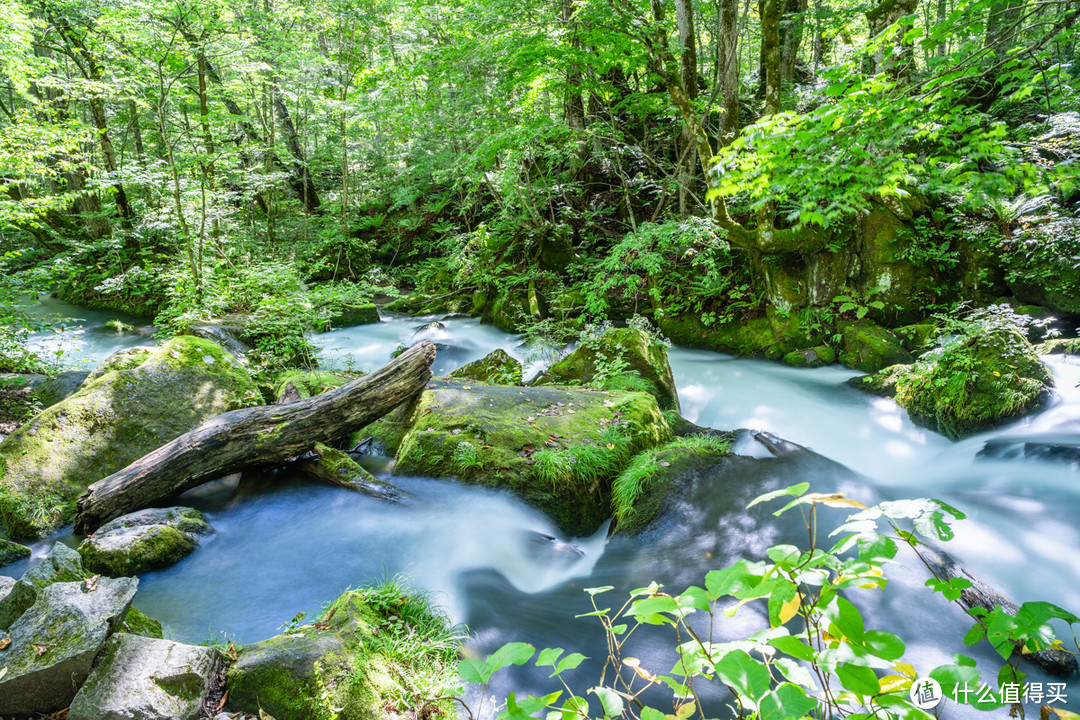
[9, 299, 1080, 716]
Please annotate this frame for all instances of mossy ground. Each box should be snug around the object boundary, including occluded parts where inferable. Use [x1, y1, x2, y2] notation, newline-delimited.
[395, 381, 671, 534]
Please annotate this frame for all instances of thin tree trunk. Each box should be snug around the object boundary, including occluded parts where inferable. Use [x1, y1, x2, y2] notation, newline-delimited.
[717, 0, 741, 143]
[75, 341, 437, 533]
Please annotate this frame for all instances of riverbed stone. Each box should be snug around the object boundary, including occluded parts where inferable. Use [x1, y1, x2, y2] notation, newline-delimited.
[0, 537, 31, 567]
[78, 507, 211, 577]
[316, 301, 379, 330]
[226, 586, 459, 720]
[0, 576, 138, 715]
[448, 348, 523, 385]
[184, 320, 251, 358]
[782, 345, 836, 368]
[395, 381, 671, 534]
[0, 575, 13, 601]
[893, 325, 1053, 439]
[534, 327, 680, 410]
[0, 542, 87, 630]
[0, 336, 259, 539]
[847, 363, 912, 399]
[68, 633, 222, 720]
[839, 319, 912, 372]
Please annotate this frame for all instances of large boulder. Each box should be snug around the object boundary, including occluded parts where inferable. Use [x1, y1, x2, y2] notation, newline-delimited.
[78, 507, 212, 577]
[226, 584, 459, 720]
[0, 336, 259, 539]
[535, 327, 680, 410]
[0, 537, 30, 567]
[0, 576, 138, 715]
[839, 319, 912, 372]
[314, 301, 379, 330]
[891, 325, 1053, 439]
[782, 345, 836, 368]
[447, 349, 523, 385]
[395, 381, 672, 533]
[68, 633, 222, 720]
[33, 369, 92, 408]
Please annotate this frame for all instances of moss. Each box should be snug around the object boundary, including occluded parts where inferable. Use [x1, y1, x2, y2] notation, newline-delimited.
[0, 337, 258, 540]
[782, 345, 836, 368]
[447, 349, 522, 385]
[0, 537, 31, 566]
[838, 319, 912, 372]
[227, 582, 460, 720]
[612, 435, 731, 534]
[1035, 337, 1080, 355]
[273, 370, 350, 400]
[79, 525, 197, 576]
[102, 319, 136, 333]
[84, 347, 154, 384]
[395, 382, 670, 534]
[894, 323, 940, 353]
[537, 327, 680, 410]
[657, 313, 792, 358]
[894, 325, 1052, 439]
[350, 400, 420, 456]
[848, 363, 913, 399]
[120, 606, 164, 638]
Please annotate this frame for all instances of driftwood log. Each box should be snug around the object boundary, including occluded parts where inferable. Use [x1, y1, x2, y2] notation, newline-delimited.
[75, 341, 436, 534]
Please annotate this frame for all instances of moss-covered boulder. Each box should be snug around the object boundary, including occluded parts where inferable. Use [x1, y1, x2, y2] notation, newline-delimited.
[657, 309, 808, 360]
[0, 336, 259, 540]
[782, 345, 836, 368]
[0, 537, 30, 567]
[847, 363, 912, 399]
[32, 370, 92, 408]
[612, 435, 732, 534]
[1035, 337, 1080, 356]
[68, 633, 222, 720]
[535, 327, 680, 411]
[892, 325, 1053, 439]
[226, 583, 460, 720]
[274, 370, 350, 403]
[395, 381, 671, 533]
[839, 320, 912, 372]
[893, 323, 940, 353]
[77, 507, 212, 577]
[448, 349, 523, 385]
[83, 345, 156, 384]
[0, 576, 139, 716]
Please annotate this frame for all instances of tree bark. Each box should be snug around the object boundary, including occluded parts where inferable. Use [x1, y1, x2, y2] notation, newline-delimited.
[780, 0, 808, 86]
[561, 0, 586, 130]
[675, 0, 698, 215]
[75, 341, 436, 533]
[717, 0, 741, 144]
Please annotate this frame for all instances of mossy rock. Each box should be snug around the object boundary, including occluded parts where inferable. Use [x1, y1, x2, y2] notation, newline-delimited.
[32, 370, 91, 408]
[612, 436, 732, 534]
[0, 337, 259, 540]
[315, 302, 380, 331]
[447, 349, 523, 385]
[118, 606, 163, 639]
[0, 538, 30, 567]
[102, 319, 135, 333]
[782, 345, 836, 368]
[893, 323, 940, 353]
[1035, 337, 1080, 355]
[847, 363, 913, 399]
[78, 507, 211, 577]
[894, 325, 1053, 439]
[83, 346, 156, 384]
[838, 320, 912, 372]
[657, 312, 795, 358]
[274, 370, 350, 402]
[349, 401, 417, 456]
[535, 327, 680, 410]
[395, 382, 671, 534]
[226, 584, 459, 720]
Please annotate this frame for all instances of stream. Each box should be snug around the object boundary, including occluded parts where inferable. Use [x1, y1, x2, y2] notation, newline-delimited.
[13, 299, 1080, 717]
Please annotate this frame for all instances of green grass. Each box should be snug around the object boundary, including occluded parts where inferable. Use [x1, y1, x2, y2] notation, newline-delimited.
[532, 425, 633, 489]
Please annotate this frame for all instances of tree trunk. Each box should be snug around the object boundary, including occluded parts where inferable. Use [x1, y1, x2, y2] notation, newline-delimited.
[717, 0, 741, 143]
[865, 0, 920, 81]
[675, 0, 698, 215]
[75, 341, 437, 533]
[562, 0, 585, 130]
[780, 0, 808, 87]
[761, 0, 782, 115]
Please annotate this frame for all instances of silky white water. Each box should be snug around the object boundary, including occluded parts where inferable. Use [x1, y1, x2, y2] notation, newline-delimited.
[9, 300, 1080, 716]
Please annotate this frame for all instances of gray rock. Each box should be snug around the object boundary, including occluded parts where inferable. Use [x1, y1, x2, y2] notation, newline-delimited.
[0, 542, 87, 630]
[0, 576, 138, 715]
[185, 321, 251, 358]
[33, 369, 92, 408]
[0, 373, 48, 391]
[68, 633, 222, 720]
[78, 507, 211, 577]
[0, 575, 13, 602]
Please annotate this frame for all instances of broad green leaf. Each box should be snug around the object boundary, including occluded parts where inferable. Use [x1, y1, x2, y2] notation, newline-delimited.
[589, 687, 624, 718]
[714, 649, 771, 702]
[836, 663, 880, 696]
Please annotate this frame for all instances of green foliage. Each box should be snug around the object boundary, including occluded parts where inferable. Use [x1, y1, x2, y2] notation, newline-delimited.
[465, 487, 1080, 720]
[534, 425, 634, 491]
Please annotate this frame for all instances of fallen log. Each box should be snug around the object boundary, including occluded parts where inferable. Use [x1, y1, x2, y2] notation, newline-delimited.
[75, 341, 435, 534]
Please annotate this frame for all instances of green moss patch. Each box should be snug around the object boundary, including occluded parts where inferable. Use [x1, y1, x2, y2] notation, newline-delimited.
[395, 382, 671, 534]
